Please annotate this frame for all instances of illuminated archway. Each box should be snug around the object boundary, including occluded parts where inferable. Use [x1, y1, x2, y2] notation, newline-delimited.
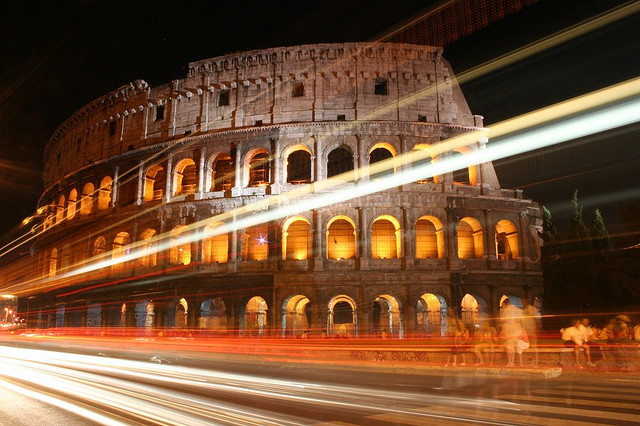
[328, 295, 357, 337]
[416, 215, 444, 258]
[56, 195, 66, 223]
[210, 153, 234, 191]
[243, 296, 268, 336]
[112, 232, 130, 270]
[93, 236, 106, 258]
[282, 294, 311, 337]
[451, 148, 478, 186]
[285, 145, 312, 184]
[200, 297, 227, 331]
[282, 217, 311, 260]
[461, 293, 488, 330]
[202, 222, 229, 263]
[80, 182, 94, 215]
[326, 216, 356, 259]
[67, 189, 77, 220]
[144, 165, 165, 201]
[368, 143, 396, 179]
[135, 301, 155, 328]
[245, 149, 270, 187]
[495, 219, 519, 260]
[371, 215, 401, 259]
[170, 225, 191, 265]
[173, 158, 197, 196]
[49, 248, 58, 277]
[372, 294, 402, 338]
[169, 298, 188, 328]
[412, 144, 440, 183]
[457, 217, 484, 259]
[138, 228, 157, 267]
[244, 224, 269, 261]
[416, 293, 446, 337]
[97, 176, 112, 210]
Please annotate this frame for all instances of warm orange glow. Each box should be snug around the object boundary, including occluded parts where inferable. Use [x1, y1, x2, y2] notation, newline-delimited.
[97, 176, 112, 210]
[416, 216, 444, 258]
[245, 225, 269, 261]
[283, 217, 311, 260]
[495, 219, 519, 260]
[203, 222, 229, 263]
[169, 226, 191, 265]
[173, 158, 197, 195]
[457, 217, 484, 259]
[371, 216, 401, 259]
[327, 217, 356, 259]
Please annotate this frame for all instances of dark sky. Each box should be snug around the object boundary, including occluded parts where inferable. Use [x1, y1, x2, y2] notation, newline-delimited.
[1, 0, 639, 246]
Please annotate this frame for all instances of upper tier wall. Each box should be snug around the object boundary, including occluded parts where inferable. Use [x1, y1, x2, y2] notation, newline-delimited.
[43, 43, 480, 187]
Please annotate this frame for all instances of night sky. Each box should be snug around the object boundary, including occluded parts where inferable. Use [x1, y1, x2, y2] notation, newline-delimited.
[1, 0, 639, 247]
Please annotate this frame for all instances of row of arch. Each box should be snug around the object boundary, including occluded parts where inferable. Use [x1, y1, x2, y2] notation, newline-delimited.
[45, 140, 480, 227]
[46, 215, 520, 277]
[35, 292, 540, 338]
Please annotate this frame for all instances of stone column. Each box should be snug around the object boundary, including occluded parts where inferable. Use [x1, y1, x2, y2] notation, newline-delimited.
[313, 209, 324, 270]
[111, 165, 119, 208]
[164, 153, 173, 203]
[357, 207, 369, 270]
[270, 137, 281, 194]
[231, 142, 243, 197]
[197, 146, 207, 200]
[136, 162, 144, 205]
[313, 135, 322, 182]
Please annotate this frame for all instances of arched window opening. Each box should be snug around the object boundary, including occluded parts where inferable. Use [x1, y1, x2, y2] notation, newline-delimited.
[173, 298, 188, 328]
[170, 226, 191, 265]
[372, 295, 402, 338]
[49, 248, 58, 277]
[135, 301, 155, 328]
[93, 237, 106, 257]
[461, 294, 479, 329]
[248, 152, 270, 187]
[286, 150, 311, 184]
[67, 189, 77, 220]
[212, 154, 234, 191]
[327, 218, 356, 259]
[416, 216, 444, 258]
[283, 219, 311, 260]
[417, 293, 445, 337]
[457, 217, 484, 259]
[371, 217, 400, 259]
[199, 297, 227, 331]
[245, 224, 269, 261]
[327, 146, 354, 179]
[328, 296, 356, 337]
[203, 222, 229, 263]
[282, 295, 311, 337]
[451, 151, 470, 185]
[112, 232, 130, 270]
[56, 195, 66, 223]
[369, 147, 394, 179]
[495, 219, 519, 260]
[97, 176, 112, 210]
[243, 296, 268, 337]
[412, 145, 439, 183]
[144, 165, 165, 201]
[139, 228, 157, 267]
[173, 159, 197, 196]
[80, 183, 94, 215]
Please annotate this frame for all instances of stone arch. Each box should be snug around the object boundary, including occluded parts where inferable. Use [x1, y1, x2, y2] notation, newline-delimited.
[135, 300, 155, 328]
[282, 294, 311, 337]
[243, 223, 269, 261]
[495, 219, 519, 260]
[244, 148, 270, 187]
[326, 144, 354, 180]
[202, 221, 229, 263]
[328, 295, 357, 337]
[457, 217, 484, 259]
[416, 215, 444, 258]
[326, 215, 357, 259]
[67, 188, 78, 220]
[199, 297, 227, 332]
[97, 176, 112, 210]
[371, 215, 401, 259]
[451, 147, 478, 186]
[138, 228, 157, 267]
[208, 152, 234, 191]
[284, 144, 312, 184]
[170, 225, 191, 265]
[173, 157, 197, 196]
[167, 297, 188, 328]
[282, 216, 311, 260]
[368, 142, 396, 179]
[412, 143, 440, 183]
[144, 164, 165, 201]
[242, 296, 268, 336]
[49, 247, 58, 277]
[93, 236, 107, 258]
[112, 231, 130, 270]
[56, 194, 66, 223]
[461, 293, 488, 330]
[80, 182, 94, 215]
[500, 294, 523, 309]
[416, 293, 447, 337]
[372, 294, 403, 338]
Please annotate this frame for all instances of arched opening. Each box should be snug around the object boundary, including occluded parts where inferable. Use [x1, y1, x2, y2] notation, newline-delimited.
[56, 195, 66, 223]
[172, 298, 188, 329]
[416, 216, 444, 258]
[93, 236, 106, 258]
[495, 219, 519, 260]
[49, 248, 58, 277]
[170, 225, 191, 265]
[327, 145, 354, 180]
[67, 189, 77, 220]
[80, 183, 94, 215]
[372, 294, 402, 338]
[451, 148, 478, 186]
[416, 293, 446, 337]
[461, 293, 488, 331]
[243, 296, 268, 336]
[135, 301, 155, 328]
[327, 216, 356, 259]
[173, 158, 197, 196]
[200, 298, 227, 332]
[282, 217, 311, 260]
[97, 176, 112, 210]
[286, 149, 311, 184]
[244, 224, 269, 261]
[248, 151, 270, 187]
[282, 294, 311, 337]
[139, 228, 157, 267]
[328, 296, 356, 337]
[112, 232, 130, 270]
[371, 215, 401, 259]
[60, 244, 71, 271]
[368, 145, 395, 179]
[211, 153, 234, 191]
[457, 217, 484, 259]
[87, 304, 102, 328]
[203, 222, 229, 263]
[412, 144, 440, 183]
[144, 165, 165, 201]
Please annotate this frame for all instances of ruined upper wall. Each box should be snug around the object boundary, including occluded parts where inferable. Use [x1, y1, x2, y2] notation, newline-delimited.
[44, 43, 481, 186]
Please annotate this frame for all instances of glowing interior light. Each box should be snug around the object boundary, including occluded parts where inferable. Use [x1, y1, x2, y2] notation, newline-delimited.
[258, 234, 267, 245]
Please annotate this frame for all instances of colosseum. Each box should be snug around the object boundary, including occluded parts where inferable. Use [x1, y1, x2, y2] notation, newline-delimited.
[13, 42, 543, 337]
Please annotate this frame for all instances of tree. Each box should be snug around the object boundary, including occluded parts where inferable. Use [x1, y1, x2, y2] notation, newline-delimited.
[568, 190, 590, 253]
[591, 208, 613, 252]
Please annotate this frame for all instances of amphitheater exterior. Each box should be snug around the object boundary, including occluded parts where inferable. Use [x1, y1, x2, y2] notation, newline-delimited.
[15, 42, 543, 337]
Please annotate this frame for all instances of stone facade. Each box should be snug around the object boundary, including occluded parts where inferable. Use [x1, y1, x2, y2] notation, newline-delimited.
[24, 43, 542, 337]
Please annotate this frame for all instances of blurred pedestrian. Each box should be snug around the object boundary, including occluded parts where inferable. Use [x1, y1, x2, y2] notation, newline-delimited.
[474, 321, 498, 365]
[562, 319, 595, 368]
[501, 299, 524, 367]
[522, 298, 541, 367]
[445, 319, 469, 367]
